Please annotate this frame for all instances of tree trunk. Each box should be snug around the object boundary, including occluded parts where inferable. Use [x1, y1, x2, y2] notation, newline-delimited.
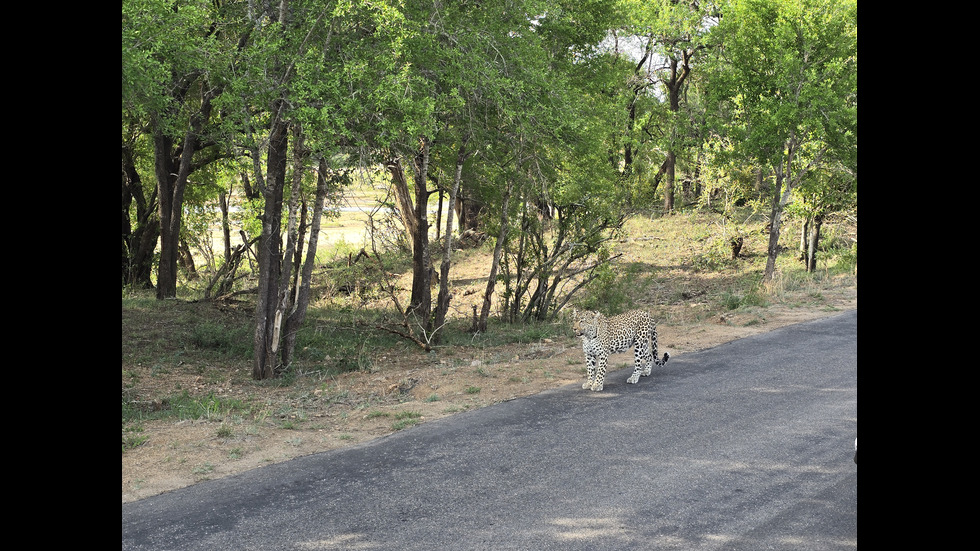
[434, 143, 468, 342]
[122, 147, 159, 288]
[763, 172, 785, 282]
[130, 217, 160, 289]
[178, 238, 197, 277]
[506, 207, 530, 323]
[280, 157, 331, 367]
[253, 106, 289, 380]
[435, 182, 443, 242]
[152, 128, 180, 299]
[806, 214, 824, 273]
[799, 218, 809, 261]
[219, 189, 232, 262]
[663, 54, 691, 213]
[478, 181, 512, 333]
[663, 149, 676, 212]
[406, 137, 433, 329]
[386, 157, 417, 250]
[292, 198, 308, 295]
[277, 125, 306, 326]
[154, 89, 213, 299]
[763, 136, 801, 282]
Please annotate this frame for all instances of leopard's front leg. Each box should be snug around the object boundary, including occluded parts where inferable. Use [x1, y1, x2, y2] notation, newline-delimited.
[582, 351, 597, 389]
[590, 354, 608, 392]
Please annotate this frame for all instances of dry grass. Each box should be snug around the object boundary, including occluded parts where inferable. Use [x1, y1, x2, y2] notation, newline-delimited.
[122, 206, 856, 503]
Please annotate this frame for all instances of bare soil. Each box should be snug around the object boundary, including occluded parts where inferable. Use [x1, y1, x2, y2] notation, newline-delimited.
[122, 213, 857, 504]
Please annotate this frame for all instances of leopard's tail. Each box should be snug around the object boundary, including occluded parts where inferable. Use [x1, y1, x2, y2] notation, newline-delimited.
[650, 318, 669, 368]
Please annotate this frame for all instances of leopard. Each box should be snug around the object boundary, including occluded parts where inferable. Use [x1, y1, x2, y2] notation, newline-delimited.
[571, 308, 669, 392]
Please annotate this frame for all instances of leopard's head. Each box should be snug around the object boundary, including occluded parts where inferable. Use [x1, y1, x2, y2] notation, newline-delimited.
[571, 308, 601, 338]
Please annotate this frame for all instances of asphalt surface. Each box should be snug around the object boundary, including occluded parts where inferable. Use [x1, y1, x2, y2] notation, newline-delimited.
[122, 310, 857, 550]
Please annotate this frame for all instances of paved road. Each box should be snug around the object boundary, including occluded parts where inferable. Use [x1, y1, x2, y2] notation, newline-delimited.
[122, 310, 857, 550]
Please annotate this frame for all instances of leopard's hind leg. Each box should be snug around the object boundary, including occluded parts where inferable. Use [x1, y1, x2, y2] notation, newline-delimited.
[626, 339, 649, 384]
[641, 323, 657, 377]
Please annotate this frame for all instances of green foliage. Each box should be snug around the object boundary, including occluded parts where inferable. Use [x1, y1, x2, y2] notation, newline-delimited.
[122, 0, 856, 387]
[713, 0, 857, 172]
[833, 242, 857, 275]
[787, 164, 857, 222]
[576, 262, 643, 315]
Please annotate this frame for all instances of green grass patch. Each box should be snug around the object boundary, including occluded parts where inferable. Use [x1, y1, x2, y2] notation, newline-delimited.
[392, 410, 423, 430]
[192, 462, 216, 476]
[122, 391, 254, 426]
[122, 425, 148, 452]
[720, 287, 769, 310]
[188, 322, 251, 357]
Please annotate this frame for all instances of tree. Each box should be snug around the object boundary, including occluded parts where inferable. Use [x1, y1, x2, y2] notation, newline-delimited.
[655, 5, 714, 212]
[713, 0, 856, 281]
[123, 0, 239, 299]
[789, 162, 856, 271]
[625, 0, 717, 211]
[243, 0, 410, 378]
[122, 121, 159, 289]
[594, 1, 718, 210]
[498, 0, 634, 321]
[499, 125, 629, 322]
[374, 0, 621, 337]
[433, 138, 473, 337]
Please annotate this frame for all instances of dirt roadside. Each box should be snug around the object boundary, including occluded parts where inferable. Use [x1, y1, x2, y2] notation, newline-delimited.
[122, 285, 856, 504]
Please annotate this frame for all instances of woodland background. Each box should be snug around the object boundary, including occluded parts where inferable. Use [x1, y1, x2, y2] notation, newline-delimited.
[121, 0, 857, 379]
